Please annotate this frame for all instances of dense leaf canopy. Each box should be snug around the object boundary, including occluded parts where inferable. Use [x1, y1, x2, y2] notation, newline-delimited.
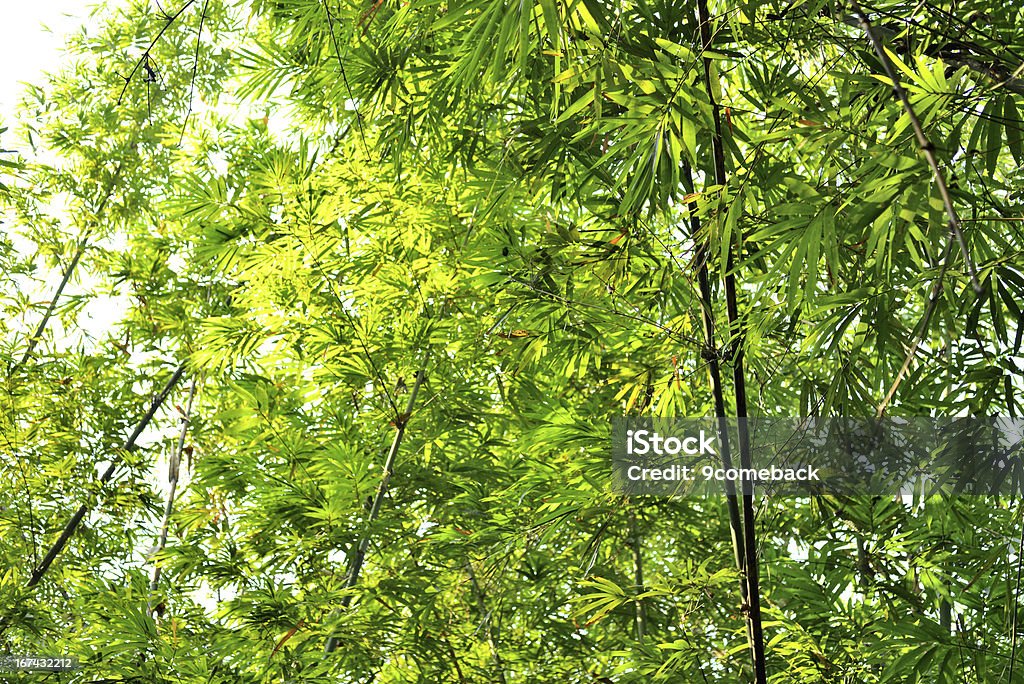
[1, 0, 1023, 681]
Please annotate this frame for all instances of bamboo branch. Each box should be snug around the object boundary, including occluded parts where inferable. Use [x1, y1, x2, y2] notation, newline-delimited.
[852, 1, 981, 294]
[26, 364, 187, 589]
[0, 364, 186, 638]
[842, 4, 1024, 96]
[875, 237, 954, 417]
[10, 146, 131, 376]
[117, 0, 198, 105]
[853, 3, 981, 415]
[465, 560, 509, 684]
[442, 635, 468, 683]
[324, 362, 428, 653]
[627, 509, 646, 642]
[149, 378, 198, 603]
[695, 1, 768, 681]
[11, 242, 85, 373]
[177, 0, 210, 146]
[507, 274, 701, 347]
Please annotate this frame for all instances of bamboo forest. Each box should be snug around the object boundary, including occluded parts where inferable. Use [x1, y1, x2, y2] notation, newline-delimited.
[1, 0, 1024, 681]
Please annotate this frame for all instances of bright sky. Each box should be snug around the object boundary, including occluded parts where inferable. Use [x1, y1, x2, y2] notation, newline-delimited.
[0, 2, 87, 121]
[1, 2, 91, 342]
[1, 4, 92, 328]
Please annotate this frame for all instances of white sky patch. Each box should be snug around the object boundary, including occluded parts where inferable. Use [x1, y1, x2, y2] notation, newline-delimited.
[3, 2, 89, 286]
[0, 2, 85, 122]
[2, 5, 134, 354]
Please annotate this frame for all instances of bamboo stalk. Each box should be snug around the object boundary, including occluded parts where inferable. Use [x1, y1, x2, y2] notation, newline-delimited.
[26, 364, 187, 589]
[852, 1, 980, 294]
[0, 362, 188, 639]
[149, 378, 198, 606]
[628, 509, 647, 642]
[681, 162, 750, 625]
[695, 1, 768, 680]
[324, 363, 428, 653]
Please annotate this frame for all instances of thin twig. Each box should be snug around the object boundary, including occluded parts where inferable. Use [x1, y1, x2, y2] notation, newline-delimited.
[178, 0, 210, 146]
[0, 430, 41, 569]
[442, 635, 468, 683]
[321, 0, 370, 156]
[117, 0, 198, 105]
[852, 1, 981, 293]
[153, 0, 171, 20]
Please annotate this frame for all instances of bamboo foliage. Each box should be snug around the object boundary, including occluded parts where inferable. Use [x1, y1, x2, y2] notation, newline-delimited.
[0, 0, 1023, 681]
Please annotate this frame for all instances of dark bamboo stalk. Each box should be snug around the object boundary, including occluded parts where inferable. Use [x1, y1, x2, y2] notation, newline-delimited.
[682, 162, 750, 622]
[695, 1, 768, 680]
[26, 364, 186, 589]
